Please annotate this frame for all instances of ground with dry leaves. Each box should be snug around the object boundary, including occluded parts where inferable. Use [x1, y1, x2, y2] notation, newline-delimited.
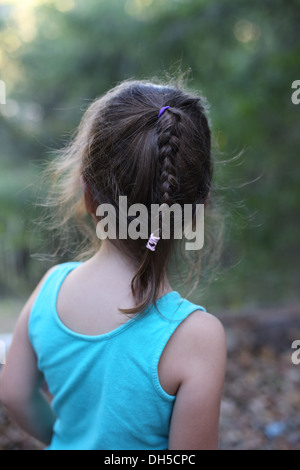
[1, 304, 300, 450]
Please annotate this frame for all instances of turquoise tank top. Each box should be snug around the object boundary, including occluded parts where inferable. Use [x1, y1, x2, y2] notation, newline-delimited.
[29, 262, 206, 450]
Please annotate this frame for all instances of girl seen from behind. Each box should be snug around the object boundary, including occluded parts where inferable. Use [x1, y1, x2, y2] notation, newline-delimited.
[0, 79, 227, 450]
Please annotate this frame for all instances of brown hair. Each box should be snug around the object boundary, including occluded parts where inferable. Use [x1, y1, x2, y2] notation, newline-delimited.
[44, 79, 213, 314]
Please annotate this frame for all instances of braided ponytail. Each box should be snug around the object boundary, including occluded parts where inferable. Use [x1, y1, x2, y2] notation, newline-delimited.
[156, 107, 182, 239]
[157, 108, 181, 204]
[130, 107, 184, 312]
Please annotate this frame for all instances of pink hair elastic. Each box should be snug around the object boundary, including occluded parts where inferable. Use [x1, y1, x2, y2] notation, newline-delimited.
[158, 106, 170, 119]
[146, 233, 160, 252]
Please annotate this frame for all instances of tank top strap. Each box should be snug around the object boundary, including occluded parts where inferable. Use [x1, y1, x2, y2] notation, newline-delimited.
[29, 262, 82, 342]
[150, 292, 207, 400]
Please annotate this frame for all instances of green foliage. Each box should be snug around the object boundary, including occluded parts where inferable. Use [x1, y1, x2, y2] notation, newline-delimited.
[0, 0, 299, 309]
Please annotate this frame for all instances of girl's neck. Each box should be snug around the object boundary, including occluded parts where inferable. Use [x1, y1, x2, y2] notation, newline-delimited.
[94, 240, 138, 274]
[90, 241, 172, 298]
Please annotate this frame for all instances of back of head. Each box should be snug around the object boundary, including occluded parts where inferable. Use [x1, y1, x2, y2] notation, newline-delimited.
[47, 79, 213, 313]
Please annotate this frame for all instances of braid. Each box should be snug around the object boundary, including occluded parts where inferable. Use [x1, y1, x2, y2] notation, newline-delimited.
[157, 107, 182, 198]
[156, 108, 182, 238]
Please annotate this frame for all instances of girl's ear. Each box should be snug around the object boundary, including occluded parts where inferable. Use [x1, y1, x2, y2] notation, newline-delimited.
[80, 175, 95, 215]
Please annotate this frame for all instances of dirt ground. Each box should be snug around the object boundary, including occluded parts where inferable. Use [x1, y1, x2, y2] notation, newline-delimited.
[219, 303, 300, 450]
[0, 303, 300, 450]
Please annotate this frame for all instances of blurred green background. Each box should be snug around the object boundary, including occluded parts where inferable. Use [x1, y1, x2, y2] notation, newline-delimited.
[0, 0, 299, 327]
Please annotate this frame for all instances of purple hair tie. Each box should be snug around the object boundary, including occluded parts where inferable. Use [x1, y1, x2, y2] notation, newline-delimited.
[146, 233, 160, 252]
[158, 106, 170, 119]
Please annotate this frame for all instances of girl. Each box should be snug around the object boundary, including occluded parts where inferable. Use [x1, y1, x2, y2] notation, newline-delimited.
[0, 80, 226, 450]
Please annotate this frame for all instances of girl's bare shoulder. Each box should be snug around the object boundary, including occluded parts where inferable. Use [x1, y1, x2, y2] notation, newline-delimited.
[181, 309, 226, 345]
[173, 309, 226, 364]
[169, 307, 226, 347]
[158, 309, 226, 396]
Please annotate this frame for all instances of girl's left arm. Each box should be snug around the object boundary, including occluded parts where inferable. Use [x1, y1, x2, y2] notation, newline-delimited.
[0, 270, 56, 446]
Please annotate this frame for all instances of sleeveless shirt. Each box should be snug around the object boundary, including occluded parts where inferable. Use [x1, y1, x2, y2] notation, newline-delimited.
[28, 262, 206, 450]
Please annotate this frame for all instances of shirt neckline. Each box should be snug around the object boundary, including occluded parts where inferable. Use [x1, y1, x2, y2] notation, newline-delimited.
[53, 263, 180, 342]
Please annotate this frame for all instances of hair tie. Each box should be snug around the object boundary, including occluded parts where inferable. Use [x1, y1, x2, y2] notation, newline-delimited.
[158, 106, 170, 119]
[146, 233, 160, 252]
